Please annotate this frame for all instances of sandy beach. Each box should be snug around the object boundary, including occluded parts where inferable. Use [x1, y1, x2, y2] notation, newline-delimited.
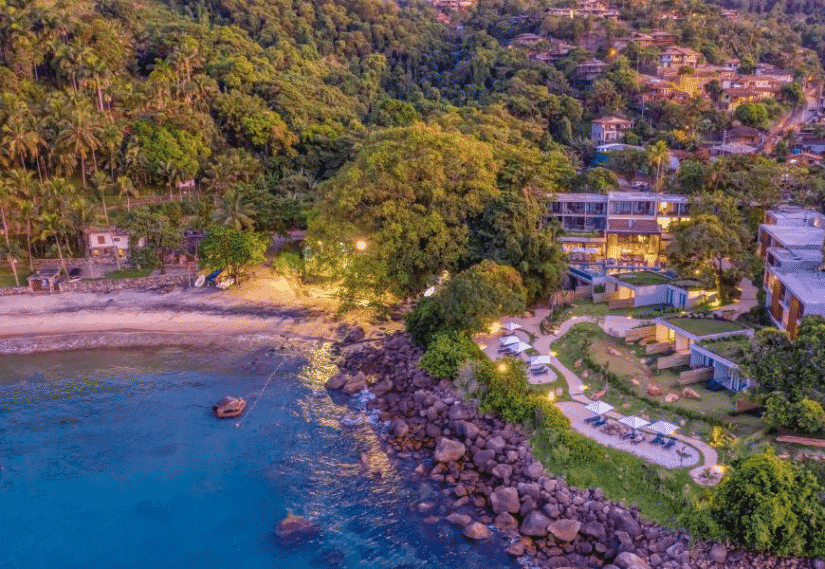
[0, 274, 397, 354]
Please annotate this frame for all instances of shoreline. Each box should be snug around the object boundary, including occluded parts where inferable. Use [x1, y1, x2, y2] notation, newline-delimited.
[0, 281, 399, 355]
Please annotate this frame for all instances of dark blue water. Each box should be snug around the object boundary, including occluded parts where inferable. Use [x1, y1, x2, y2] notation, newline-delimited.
[0, 346, 516, 569]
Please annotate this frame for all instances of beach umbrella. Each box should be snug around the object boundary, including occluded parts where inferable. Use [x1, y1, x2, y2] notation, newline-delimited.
[619, 415, 650, 431]
[500, 335, 520, 346]
[530, 355, 554, 365]
[511, 342, 532, 354]
[503, 322, 522, 331]
[648, 420, 679, 435]
[585, 401, 614, 415]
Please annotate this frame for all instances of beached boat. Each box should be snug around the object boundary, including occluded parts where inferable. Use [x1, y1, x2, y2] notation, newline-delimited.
[212, 396, 246, 418]
[194, 274, 206, 287]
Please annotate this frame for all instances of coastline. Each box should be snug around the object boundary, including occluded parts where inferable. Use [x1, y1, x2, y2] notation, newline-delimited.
[0, 278, 398, 355]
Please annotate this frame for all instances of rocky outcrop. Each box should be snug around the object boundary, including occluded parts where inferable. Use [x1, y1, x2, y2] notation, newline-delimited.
[275, 515, 320, 543]
[329, 331, 820, 569]
[433, 438, 466, 463]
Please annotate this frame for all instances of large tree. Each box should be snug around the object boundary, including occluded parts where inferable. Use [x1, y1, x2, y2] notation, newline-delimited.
[309, 123, 500, 299]
[665, 214, 743, 295]
[198, 226, 266, 286]
[710, 449, 825, 557]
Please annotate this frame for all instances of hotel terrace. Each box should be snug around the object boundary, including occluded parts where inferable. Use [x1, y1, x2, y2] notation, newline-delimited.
[549, 191, 690, 284]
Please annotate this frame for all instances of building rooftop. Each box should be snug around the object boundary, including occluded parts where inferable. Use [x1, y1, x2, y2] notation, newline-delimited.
[767, 205, 823, 223]
[776, 271, 825, 305]
[596, 143, 644, 152]
[592, 115, 633, 125]
[768, 246, 823, 264]
[551, 192, 609, 202]
[761, 224, 825, 249]
[607, 219, 661, 234]
[710, 142, 758, 155]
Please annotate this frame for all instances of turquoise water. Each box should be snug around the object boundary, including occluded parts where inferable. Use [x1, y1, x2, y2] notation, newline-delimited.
[0, 347, 516, 569]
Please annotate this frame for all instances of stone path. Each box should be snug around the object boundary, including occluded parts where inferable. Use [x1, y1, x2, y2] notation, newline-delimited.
[715, 277, 758, 317]
[479, 310, 722, 485]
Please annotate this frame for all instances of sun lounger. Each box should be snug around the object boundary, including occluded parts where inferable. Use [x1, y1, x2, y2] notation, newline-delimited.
[584, 415, 599, 424]
[664, 438, 677, 450]
[651, 434, 665, 445]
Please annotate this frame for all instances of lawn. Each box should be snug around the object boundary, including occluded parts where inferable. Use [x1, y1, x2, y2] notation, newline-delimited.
[663, 317, 747, 336]
[550, 323, 764, 438]
[614, 271, 672, 286]
[528, 365, 570, 402]
[0, 266, 22, 287]
[697, 336, 752, 365]
[532, 426, 698, 528]
[105, 268, 154, 279]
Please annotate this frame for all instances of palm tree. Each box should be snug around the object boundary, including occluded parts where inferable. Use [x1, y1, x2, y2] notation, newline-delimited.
[1, 105, 43, 169]
[115, 175, 139, 211]
[39, 210, 69, 278]
[0, 178, 20, 285]
[7, 168, 37, 270]
[213, 186, 255, 230]
[55, 101, 101, 189]
[646, 140, 669, 193]
[90, 170, 111, 226]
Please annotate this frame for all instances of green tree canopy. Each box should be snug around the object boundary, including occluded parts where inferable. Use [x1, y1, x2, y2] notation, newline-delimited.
[308, 123, 500, 299]
[198, 226, 267, 285]
[735, 103, 769, 128]
[710, 449, 825, 557]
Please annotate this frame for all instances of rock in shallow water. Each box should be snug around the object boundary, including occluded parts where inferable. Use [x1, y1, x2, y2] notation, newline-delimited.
[275, 515, 321, 543]
[463, 521, 491, 540]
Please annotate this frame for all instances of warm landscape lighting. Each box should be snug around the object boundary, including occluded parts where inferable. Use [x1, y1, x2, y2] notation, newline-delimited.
[547, 393, 556, 402]
[356, 240, 367, 251]
[498, 363, 507, 372]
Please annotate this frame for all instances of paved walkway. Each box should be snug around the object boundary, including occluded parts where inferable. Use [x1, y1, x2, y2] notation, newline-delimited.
[478, 310, 722, 485]
[715, 278, 758, 317]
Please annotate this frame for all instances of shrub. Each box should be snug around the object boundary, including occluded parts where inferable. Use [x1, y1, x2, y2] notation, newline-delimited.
[418, 330, 485, 380]
[405, 296, 449, 349]
[710, 448, 825, 557]
[793, 398, 825, 434]
[476, 359, 537, 424]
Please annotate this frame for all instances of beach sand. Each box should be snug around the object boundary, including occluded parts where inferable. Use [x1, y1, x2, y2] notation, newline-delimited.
[0, 273, 399, 354]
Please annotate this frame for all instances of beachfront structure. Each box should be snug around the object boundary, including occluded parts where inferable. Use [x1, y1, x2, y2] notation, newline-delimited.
[758, 206, 825, 339]
[87, 228, 133, 259]
[26, 268, 62, 293]
[603, 272, 714, 309]
[551, 192, 690, 277]
[590, 116, 634, 144]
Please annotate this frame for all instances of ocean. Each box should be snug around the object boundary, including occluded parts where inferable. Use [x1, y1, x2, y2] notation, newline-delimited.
[0, 345, 516, 569]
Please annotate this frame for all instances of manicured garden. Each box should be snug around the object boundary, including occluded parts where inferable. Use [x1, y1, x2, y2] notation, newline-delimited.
[662, 316, 747, 336]
[697, 336, 752, 365]
[614, 271, 672, 286]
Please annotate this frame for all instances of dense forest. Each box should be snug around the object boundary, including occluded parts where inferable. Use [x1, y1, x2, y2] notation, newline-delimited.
[2, 0, 825, 558]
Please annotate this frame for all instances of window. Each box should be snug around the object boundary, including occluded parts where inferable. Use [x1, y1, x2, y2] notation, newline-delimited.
[96, 236, 106, 245]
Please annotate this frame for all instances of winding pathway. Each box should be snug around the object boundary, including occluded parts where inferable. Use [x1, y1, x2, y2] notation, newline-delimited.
[479, 311, 721, 485]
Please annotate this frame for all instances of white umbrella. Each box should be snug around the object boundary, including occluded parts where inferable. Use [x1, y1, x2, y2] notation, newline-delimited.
[585, 401, 615, 415]
[503, 322, 522, 331]
[619, 415, 650, 430]
[511, 342, 532, 354]
[424, 286, 436, 297]
[500, 335, 520, 346]
[648, 420, 679, 435]
[530, 355, 554, 365]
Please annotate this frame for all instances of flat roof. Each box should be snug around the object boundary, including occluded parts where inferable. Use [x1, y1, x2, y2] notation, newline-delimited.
[768, 246, 823, 263]
[608, 191, 657, 201]
[767, 206, 823, 221]
[776, 271, 825, 305]
[551, 193, 608, 202]
[607, 219, 661, 233]
[762, 225, 825, 248]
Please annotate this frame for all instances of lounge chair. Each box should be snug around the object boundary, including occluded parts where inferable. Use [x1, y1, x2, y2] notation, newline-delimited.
[531, 368, 549, 376]
[651, 434, 665, 445]
[664, 438, 677, 450]
[584, 415, 599, 424]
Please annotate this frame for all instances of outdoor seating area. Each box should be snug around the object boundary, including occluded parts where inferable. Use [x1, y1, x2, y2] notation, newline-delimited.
[583, 404, 686, 455]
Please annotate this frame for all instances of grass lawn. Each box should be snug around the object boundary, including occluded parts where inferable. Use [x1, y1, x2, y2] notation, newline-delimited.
[663, 317, 747, 336]
[528, 365, 570, 402]
[614, 271, 672, 286]
[532, 427, 698, 528]
[0, 266, 22, 287]
[551, 323, 764, 438]
[105, 268, 153, 279]
[697, 336, 752, 365]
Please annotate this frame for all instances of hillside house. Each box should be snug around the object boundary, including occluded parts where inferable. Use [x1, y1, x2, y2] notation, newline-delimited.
[576, 59, 610, 81]
[657, 46, 701, 71]
[591, 116, 633, 144]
